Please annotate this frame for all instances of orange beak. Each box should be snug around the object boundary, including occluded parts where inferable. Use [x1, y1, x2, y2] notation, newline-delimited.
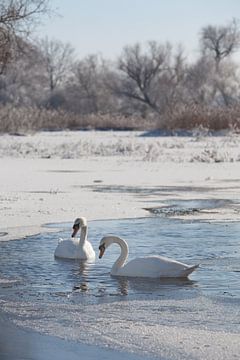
[72, 225, 79, 237]
[99, 245, 105, 259]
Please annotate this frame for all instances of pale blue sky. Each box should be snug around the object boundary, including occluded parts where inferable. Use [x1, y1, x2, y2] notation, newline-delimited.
[38, 0, 240, 60]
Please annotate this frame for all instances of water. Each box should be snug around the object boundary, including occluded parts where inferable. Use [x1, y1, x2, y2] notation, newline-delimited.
[0, 217, 240, 357]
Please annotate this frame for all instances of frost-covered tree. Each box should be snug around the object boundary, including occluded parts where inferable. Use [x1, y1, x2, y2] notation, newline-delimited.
[0, 0, 49, 73]
[65, 55, 116, 114]
[200, 19, 240, 71]
[37, 37, 75, 93]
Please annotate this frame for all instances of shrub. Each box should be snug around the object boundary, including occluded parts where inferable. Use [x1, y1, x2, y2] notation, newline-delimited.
[161, 104, 240, 131]
[1, 103, 240, 134]
[0, 105, 153, 133]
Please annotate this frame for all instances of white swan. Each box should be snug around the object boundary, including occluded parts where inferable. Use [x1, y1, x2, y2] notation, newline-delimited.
[98, 236, 199, 278]
[54, 217, 95, 260]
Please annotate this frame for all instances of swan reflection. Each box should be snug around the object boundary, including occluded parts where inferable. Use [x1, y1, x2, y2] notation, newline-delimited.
[73, 283, 88, 292]
[114, 276, 197, 298]
[72, 259, 94, 292]
[116, 277, 129, 295]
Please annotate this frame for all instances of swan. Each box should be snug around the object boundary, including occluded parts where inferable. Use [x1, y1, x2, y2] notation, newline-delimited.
[54, 217, 95, 260]
[98, 236, 199, 278]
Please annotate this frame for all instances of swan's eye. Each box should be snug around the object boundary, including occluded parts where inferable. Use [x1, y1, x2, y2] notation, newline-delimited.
[99, 244, 105, 251]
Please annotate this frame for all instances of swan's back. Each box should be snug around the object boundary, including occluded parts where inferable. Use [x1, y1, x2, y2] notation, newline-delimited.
[54, 238, 95, 260]
[113, 255, 199, 278]
[54, 238, 80, 259]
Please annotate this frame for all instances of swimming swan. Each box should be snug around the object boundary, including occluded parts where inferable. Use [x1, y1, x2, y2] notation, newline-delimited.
[54, 217, 95, 260]
[98, 236, 199, 278]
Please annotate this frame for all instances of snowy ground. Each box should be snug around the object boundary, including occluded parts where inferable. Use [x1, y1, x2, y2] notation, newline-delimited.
[1, 130, 240, 242]
[0, 130, 240, 162]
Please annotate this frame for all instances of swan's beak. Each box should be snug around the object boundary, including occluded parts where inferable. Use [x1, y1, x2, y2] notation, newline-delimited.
[71, 224, 79, 238]
[99, 244, 105, 259]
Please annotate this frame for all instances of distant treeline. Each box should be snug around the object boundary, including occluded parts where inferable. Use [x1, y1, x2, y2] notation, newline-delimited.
[1, 1, 240, 133]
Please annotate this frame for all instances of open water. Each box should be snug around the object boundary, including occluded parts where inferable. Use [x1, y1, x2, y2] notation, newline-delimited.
[0, 210, 240, 358]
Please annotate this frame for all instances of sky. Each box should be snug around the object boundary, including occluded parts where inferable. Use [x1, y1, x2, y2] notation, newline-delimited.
[37, 0, 240, 61]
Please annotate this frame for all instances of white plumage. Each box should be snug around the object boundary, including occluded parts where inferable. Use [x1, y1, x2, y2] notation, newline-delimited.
[99, 235, 199, 278]
[54, 217, 95, 260]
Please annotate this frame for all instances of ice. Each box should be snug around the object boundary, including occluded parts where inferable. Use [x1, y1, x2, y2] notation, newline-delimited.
[1, 296, 239, 360]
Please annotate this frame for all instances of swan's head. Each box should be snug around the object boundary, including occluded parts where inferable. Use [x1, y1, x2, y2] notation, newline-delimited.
[98, 238, 106, 259]
[98, 236, 116, 258]
[72, 217, 87, 237]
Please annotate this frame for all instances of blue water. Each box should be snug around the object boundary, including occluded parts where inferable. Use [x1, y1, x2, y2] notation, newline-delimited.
[0, 217, 239, 300]
[0, 217, 240, 357]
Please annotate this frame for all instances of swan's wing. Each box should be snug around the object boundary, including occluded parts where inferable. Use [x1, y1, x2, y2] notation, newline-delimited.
[116, 257, 164, 277]
[117, 256, 197, 278]
[54, 238, 79, 258]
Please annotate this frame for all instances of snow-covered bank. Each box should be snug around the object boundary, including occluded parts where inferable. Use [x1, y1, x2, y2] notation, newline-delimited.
[1, 130, 240, 162]
[1, 131, 240, 242]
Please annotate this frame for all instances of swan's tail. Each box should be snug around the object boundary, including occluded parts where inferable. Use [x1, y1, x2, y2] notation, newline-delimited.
[181, 264, 200, 278]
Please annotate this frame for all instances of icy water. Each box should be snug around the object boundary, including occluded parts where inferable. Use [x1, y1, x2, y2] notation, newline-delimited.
[0, 216, 240, 358]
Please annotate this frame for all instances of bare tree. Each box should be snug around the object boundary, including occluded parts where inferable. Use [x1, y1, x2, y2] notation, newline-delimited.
[116, 41, 171, 114]
[0, 0, 49, 72]
[38, 37, 74, 93]
[114, 41, 190, 119]
[65, 55, 115, 115]
[0, 40, 50, 106]
[185, 56, 215, 105]
[211, 60, 240, 106]
[200, 19, 240, 71]
[72, 55, 100, 113]
[158, 45, 188, 110]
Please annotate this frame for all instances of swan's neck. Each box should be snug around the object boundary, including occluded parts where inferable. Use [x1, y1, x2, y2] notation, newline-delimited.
[111, 237, 129, 272]
[79, 226, 87, 246]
